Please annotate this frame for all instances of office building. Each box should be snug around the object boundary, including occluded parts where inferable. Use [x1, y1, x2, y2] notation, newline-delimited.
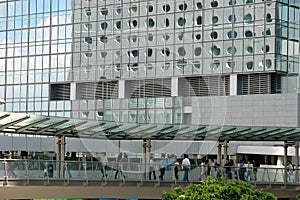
[0, 0, 299, 152]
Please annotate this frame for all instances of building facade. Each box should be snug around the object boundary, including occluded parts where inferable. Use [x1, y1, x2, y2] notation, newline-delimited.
[0, 0, 299, 128]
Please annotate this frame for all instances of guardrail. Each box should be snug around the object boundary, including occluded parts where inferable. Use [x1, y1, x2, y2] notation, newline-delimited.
[0, 159, 299, 187]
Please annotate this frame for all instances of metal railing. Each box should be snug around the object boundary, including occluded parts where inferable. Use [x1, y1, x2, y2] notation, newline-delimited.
[0, 159, 299, 187]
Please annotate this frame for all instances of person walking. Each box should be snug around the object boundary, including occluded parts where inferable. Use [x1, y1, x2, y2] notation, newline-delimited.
[100, 152, 108, 179]
[174, 158, 180, 180]
[64, 152, 72, 178]
[149, 156, 156, 180]
[182, 154, 190, 182]
[114, 153, 124, 179]
[7, 151, 17, 178]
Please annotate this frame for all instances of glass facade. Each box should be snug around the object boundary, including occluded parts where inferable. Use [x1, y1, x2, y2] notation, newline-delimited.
[0, 0, 299, 125]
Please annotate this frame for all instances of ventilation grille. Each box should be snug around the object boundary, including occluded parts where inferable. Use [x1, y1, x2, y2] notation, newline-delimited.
[77, 81, 119, 100]
[180, 76, 230, 96]
[129, 78, 172, 98]
[240, 73, 278, 95]
[50, 83, 71, 100]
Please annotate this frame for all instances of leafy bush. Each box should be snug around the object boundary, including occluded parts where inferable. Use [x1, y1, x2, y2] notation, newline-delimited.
[162, 177, 276, 200]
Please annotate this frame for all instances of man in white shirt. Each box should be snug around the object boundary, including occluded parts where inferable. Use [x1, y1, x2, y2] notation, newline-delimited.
[100, 152, 108, 179]
[182, 154, 190, 182]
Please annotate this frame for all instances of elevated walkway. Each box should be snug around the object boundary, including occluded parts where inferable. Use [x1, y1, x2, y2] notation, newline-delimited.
[1, 159, 300, 199]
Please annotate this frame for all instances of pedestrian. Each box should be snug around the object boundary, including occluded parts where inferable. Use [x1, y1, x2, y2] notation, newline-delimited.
[114, 153, 124, 179]
[159, 154, 166, 180]
[209, 159, 215, 178]
[65, 152, 72, 178]
[182, 154, 190, 182]
[174, 158, 180, 180]
[7, 151, 17, 178]
[149, 155, 156, 180]
[287, 160, 295, 182]
[245, 160, 253, 182]
[239, 160, 246, 181]
[252, 159, 260, 181]
[100, 152, 108, 179]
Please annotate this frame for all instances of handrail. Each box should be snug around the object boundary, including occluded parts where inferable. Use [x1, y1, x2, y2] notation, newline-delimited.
[0, 159, 299, 187]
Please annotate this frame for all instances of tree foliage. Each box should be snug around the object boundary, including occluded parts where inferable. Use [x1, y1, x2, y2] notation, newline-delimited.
[162, 177, 276, 200]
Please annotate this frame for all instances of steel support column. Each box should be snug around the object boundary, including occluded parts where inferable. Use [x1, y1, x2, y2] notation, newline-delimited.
[284, 142, 288, 184]
[56, 136, 66, 178]
[295, 141, 299, 182]
[142, 139, 151, 180]
[217, 142, 222, 165]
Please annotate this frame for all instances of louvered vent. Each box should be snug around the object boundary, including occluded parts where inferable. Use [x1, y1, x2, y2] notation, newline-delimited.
[179, 76, 230, 96]
[77, 81, 118, 100]
[239, 73, 278, 95]
[129, 78, 172, 98]
[50, 83, 71, 100]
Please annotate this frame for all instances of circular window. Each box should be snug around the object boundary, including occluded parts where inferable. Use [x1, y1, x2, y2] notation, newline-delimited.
[178, 17, 186, 27]
[116, 7, 122, 15]
[196, 2, 202, 9]
[147, 18, 155, 27]
[85, 53, 92, 58]
[247, 46, 253, 54]
[162, 48, 171, 56]
[195, 34, 201, 40]
[84, 23, 92, 30]
[246, 61, 253, 70]
[266, 59, 272, 68]
[148, 34, 153, 41]
[227, 46, 237, 55]
[179, 3, 188, 11]
[165, 18, 170, 27]
[101, 8, 108, 16]
[85, 9, 92, 16]
[115, 51, 121, 57]
[245, 30, 253, 37]
[148, 5, 153, 12]
[130, 20, 138, 28]
[178, 33, 184, 40]
[100, 22, 108, 30]
[100, 52, 107, 58]
[226, 62, 234, 69]
[262, 45, 270, 53]
[212, 16, 219, 24]
[210, 61, 220, 70]
[85, 37, 92, 44]
[244, 14, 253, 23]
[211, 45, 221, 56]
[211, 1, 218, 7]
[193, 61, 201, 69]
[211, 31, 218, 39]
[228, 15, 236, 23]
[196, 16, 202, 25]
[130, 5, 138, 13]
[163, 4, 171, 12]
[163, 34, 170, 41]
[266, 13, 272, 22]
[227, 31, 237, 39]
[115, 21, 122, 29]
[147, 48, 153, 57]
[195, 47, 202, 56]
[131, 50, 139, 57]
[178, 47, 186, 56]
[99, 35, 108, 43]
[130, 63, 139, 71]
[115, 36, 121, 43]
[115, 63, 121, 71]
[265, 29, 271, 35]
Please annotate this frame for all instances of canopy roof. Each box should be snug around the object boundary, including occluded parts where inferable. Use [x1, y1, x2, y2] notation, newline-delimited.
[0, 112, 300, 141]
